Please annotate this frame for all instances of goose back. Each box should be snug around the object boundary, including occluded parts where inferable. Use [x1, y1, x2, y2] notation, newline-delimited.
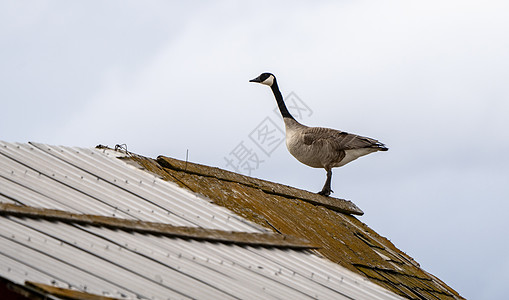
[283, 117, 386, 169]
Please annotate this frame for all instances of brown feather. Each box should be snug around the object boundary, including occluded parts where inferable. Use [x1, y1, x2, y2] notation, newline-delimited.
[302, 127, 387, 151]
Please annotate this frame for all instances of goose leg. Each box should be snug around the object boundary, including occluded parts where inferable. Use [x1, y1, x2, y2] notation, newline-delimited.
[318, 169, 333, 196]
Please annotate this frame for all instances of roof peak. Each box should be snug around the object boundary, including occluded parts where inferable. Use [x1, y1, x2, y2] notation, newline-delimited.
[154, 155, 364, 216]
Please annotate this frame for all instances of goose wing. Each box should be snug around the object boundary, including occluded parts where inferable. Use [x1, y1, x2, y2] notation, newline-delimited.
[302, 127, 387, 151]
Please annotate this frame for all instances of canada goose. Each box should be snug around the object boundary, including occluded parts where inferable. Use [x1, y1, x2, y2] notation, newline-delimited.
[249, 72, 388, 196]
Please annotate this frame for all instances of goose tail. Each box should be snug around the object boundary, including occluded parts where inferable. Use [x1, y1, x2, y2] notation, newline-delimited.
[374, 143, 388, 151]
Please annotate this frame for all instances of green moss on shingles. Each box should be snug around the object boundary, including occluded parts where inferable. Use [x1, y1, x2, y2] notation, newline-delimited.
[123, 154, 464, 300]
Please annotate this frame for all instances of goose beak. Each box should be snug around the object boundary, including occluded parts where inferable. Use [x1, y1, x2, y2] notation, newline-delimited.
[249, 76, 261, 83]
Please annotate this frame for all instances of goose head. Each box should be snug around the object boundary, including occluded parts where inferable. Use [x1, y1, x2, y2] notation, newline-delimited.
[249, 73, 275, 87]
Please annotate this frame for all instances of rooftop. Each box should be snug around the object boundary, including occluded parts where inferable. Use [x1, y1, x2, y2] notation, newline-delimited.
[0, 141, 464, 299]
[129, 152, 464, 300]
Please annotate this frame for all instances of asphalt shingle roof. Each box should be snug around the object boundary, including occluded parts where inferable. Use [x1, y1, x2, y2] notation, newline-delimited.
[126, 152, 464, 300]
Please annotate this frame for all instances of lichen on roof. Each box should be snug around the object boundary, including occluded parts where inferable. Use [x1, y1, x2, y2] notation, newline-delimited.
[122, 152, 464, 300]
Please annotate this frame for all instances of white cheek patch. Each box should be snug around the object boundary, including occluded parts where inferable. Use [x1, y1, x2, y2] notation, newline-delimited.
[262, 75, 274, 86]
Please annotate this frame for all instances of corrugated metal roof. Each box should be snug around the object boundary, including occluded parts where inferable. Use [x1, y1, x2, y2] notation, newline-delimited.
[0, 214, 403, 300]
[0, 141, 263, 232]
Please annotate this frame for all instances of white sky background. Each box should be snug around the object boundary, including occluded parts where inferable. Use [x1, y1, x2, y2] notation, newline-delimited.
[1, 1, 508, 299]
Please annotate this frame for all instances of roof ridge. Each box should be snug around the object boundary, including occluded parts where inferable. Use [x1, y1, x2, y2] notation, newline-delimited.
[156, 155, 364, 215]
[0, 203, 318, 250]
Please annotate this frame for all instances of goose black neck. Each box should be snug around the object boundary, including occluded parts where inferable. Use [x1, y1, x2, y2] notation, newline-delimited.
[271, 80, 295, 120]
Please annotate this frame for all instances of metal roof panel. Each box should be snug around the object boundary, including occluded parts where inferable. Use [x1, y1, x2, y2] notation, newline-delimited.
[0, 216, 403, 300]
[0, 141, 264, 232]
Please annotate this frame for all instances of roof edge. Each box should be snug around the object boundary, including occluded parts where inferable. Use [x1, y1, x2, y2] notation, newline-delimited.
[0, 203, 318, 250]
[156, 155, 364, 216]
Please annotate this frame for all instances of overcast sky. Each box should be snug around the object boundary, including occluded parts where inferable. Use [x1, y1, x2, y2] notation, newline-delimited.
[2, 1, 508, 299]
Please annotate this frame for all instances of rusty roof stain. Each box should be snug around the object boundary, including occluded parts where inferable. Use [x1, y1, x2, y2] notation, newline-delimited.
[27, 281, 121, 300]
[121, 152, 464, 300]
[0, 278, 122, 300]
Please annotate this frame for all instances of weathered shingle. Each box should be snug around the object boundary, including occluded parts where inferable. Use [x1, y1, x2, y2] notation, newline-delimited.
[156, 155, 364, 215]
